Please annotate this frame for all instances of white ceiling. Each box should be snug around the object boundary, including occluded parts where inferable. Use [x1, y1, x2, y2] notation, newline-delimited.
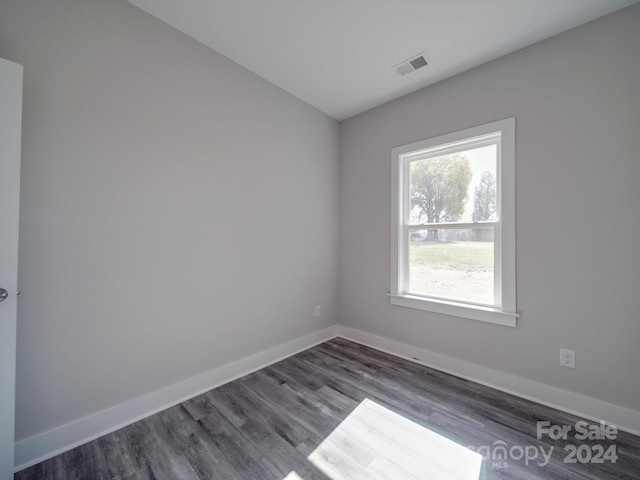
[128, 0, 637, 121]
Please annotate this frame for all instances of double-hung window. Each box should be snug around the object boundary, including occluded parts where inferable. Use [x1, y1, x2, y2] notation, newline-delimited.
[390, 118, 517, 326]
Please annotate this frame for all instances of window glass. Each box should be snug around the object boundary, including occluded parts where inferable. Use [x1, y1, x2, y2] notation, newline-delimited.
[409, 227, 494, 305]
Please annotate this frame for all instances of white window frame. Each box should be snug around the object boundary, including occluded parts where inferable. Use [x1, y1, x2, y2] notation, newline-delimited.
[390, 118, 517, 327]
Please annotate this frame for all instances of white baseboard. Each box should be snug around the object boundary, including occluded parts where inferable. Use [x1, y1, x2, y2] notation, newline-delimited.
[336, 325, 640, 436]
[15, 324, 640, 471]
[14, 325, 339, 472]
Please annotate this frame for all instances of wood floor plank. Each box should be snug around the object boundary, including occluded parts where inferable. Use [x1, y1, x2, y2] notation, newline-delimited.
[133, 414, 201, 480]
[155, 405, 242, 480]
[196, 405, 283, 480]
[94, 426, 152, 480]
[217, 377, 317, 448]
[308, 439, 380, 480]
[296, 349, 437, 421]
[244, 370, 342, 441]
[365, 455, 424, 480]
[181, 391, 219, 423]
[237, 417, 331, 480]
[15, 338, 640, 480]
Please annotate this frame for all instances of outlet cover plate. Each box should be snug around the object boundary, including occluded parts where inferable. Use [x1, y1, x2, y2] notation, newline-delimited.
[560, 348, 575, 368]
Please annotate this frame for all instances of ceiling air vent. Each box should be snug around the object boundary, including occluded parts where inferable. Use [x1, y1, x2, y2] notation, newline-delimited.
[392, 53, 429, 77]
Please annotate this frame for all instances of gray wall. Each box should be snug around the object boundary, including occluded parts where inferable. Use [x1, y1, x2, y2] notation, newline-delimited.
[339, 5, 640, 411]
[2, 0, 639, 445]
[0, 0, 339, 440]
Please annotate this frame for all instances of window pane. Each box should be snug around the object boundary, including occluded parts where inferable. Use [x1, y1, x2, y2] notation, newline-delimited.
[409, 145, 497, 224]
[409, 228, 494, 305]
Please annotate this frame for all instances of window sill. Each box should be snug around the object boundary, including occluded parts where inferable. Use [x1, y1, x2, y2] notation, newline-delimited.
[388, 293, 518, 327]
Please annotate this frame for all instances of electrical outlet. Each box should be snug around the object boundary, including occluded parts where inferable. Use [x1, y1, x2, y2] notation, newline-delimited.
[560, 348, 575, 369]
[314, 305, 321, 317]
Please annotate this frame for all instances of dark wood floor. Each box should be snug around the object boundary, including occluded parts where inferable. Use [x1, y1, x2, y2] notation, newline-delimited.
[16, 338, 640, 479]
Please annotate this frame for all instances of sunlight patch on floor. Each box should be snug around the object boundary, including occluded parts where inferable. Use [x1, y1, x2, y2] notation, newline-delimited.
[282, 472, 305, 480]
[305, 398, 482, 480]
